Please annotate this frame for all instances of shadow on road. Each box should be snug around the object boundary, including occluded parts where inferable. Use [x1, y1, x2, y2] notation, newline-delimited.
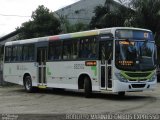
[14, 88, 154, 101]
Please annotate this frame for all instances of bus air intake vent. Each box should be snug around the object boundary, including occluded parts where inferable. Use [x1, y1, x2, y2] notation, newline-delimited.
[131, 84, 146, 88]
[125, 72, 151, 77]
[128, 79, 147, 81]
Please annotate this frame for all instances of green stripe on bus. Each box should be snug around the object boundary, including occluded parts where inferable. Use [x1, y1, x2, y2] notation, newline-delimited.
[47, 67, 51, 76]
[91, 66, 97, 76]
[120, 70, 154, 80]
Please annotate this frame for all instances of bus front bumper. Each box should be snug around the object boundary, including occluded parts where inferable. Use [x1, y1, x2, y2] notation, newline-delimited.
[113, 80, 157, 92]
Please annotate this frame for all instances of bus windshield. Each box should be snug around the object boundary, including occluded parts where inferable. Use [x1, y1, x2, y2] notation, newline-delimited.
[115, 40, 156, 71]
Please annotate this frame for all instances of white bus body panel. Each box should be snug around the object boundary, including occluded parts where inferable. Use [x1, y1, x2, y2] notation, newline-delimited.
[3, 61, 100, 91]
[3, 62, 38, 86]
[46, 61, 100, 91]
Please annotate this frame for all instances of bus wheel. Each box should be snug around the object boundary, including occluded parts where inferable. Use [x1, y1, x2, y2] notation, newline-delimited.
[84, 77, 92, 98]
[118, 92, 125, 97]
[24, 76, 33, 93]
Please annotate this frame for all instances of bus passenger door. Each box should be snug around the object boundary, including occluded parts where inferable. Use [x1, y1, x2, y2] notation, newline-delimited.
[37, 47, 47, 87]
[99, 41, 113, 90]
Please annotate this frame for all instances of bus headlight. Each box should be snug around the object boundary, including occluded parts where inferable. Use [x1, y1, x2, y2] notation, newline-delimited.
[148, 74, 156, 82]
[115, 73, 128, 82]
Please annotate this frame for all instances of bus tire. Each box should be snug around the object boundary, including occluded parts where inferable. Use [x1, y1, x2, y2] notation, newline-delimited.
[84, 77, 92, 98]
[118, 92, 125, 97]
[24, 76, 34, 93]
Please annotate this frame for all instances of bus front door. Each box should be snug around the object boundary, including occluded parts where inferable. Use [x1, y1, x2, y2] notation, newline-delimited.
[37, 47, 47, 88]
[100, 41, 113, 90]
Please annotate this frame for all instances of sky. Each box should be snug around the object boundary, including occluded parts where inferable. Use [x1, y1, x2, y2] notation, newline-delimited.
[0, 0, 80, 37]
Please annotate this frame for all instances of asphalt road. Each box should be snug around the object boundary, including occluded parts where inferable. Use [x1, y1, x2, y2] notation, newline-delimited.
[0, 84, 159, 119]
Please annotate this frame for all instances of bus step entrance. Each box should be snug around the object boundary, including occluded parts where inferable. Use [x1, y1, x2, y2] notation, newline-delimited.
[38, 84, 47, 89]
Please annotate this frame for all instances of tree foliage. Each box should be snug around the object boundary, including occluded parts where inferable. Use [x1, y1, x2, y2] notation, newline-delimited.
[17, 5, 61, 39]
[127, 0, 160, 41]
[59, 16, 89, 33]
[126, 0, 160, 64]
[65, 22, 89, 33]
[90, 0, 160, 42]
[90, 0, 133, 29]
[90, 0, 160, 63]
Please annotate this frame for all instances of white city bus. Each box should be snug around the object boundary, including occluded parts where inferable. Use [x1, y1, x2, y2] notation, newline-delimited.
[3, 27, 157, 97]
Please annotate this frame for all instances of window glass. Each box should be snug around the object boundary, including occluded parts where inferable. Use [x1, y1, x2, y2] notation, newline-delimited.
[22, 44, 35, 61]
[48, 41, 62, 60]
[115, 41, 156, 71]
[5, 47, 12, 62]
[63, 41, 72, 60]
[79, 37, 97, 59]
[63, 40, 79, 60]
[100, 41, 113, 64]
[71, 40, 79, 59]
[17, 46, 22, 61]
[12, 46, 17, 61]
[22, 46, 28, 61]
[28, 44, 34, 61]
[49, 37, 97, 61]
[5, 44, 34, 62]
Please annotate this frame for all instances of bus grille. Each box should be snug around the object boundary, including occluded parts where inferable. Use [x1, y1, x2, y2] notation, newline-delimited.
[131, 84, 146, 88]
[125, 72, 151, 77]
[128, 79, 147, 81]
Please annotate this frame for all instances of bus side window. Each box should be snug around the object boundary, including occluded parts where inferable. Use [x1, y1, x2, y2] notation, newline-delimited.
[15, 46, 20, 61]
[79, 39, 89, 58]
[48, 41, 62, 61]
[63, 39, 79, 60]
[5, 46, 12, 62]
[48, 42, 54, 60]
[71, 40, 78, 59]
[22, 44, 34, 62]
[63, 42, 70, 60]
[12, 46, 17, 62]
[28, 44, 35, 61]
[5, 47, 8, 62]
[22, 46, 28, 61]
[17, 46, 23, 61]
[89, 37, 97, 59]
[63, 40, 73, 60]
[79, 36, 97, 59]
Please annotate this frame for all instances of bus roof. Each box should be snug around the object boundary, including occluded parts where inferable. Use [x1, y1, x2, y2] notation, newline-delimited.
[5, 27, 152, 46]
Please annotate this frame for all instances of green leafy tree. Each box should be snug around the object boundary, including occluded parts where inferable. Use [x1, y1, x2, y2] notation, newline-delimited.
[17, 5, 61, 39]
[73, 22, 89, 32]
[127, 0, 160, 41]
[59, 15, 89, 33]
[90, 0, 133, 29]
[126, 0, 160, 64]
